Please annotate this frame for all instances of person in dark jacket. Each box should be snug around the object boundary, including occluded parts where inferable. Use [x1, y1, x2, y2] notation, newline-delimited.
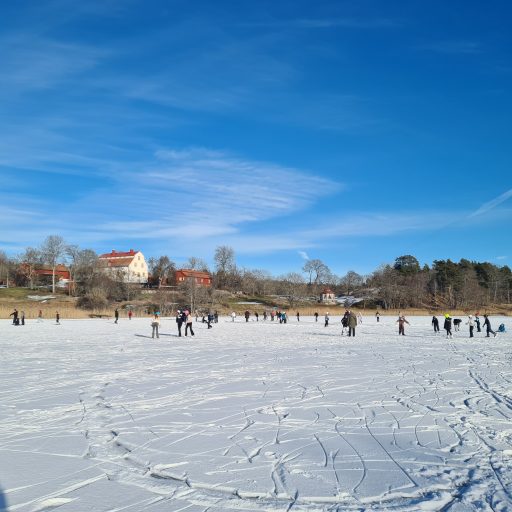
[176, 309, 184, 336]
[324, 312, 330, 327]
[10, 309, 19, 325]
[475, 315, 481, 332]
[444, 314, 452, 338]
[397, 315, 409, 336]
[314, 312, 319, 322]
[432, 315, 440, 333]
[114, 308, 119, 324]
[245, 310, 250, 322]
[483, 314, 496, 337]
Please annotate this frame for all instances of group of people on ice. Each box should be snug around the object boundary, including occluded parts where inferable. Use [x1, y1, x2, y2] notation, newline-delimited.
[435, 313, 504, 338]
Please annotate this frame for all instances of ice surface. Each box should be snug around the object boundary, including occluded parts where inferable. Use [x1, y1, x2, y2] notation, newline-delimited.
[1, 315, 511, 511]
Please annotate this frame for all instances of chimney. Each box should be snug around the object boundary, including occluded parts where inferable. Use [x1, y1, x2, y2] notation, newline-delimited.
[130, 249, 134, 254]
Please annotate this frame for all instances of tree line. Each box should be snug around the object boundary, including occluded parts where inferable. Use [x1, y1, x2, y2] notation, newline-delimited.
[0, 238, 510, 310]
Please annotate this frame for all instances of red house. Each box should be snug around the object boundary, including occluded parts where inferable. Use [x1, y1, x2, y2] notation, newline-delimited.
[33, 264, 71, 280]
[175, 269, 212, 287]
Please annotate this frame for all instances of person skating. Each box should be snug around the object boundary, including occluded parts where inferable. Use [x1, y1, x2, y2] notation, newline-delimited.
[314, 312, 319, 322]
[255, 312, 259, 322]
[444, 314, 452, 338]
[397, 315, 409, 336]
[296, 311, 300, 322]
[466, 315, 475, 338]
[185, 310, 195, 336]
[376, 311, 380, 322]
[263, 311, 268, 321]
[432, 315, 440, 333]
[114, 308, 119, 324]
[453, 319, 462, 331]
[128, 310, 133, 320]
[475, 314, 481, 332]
[324, 312, 330, 327]
[348, 311, 357, 337]
[245, 310, 250, 322]
[483, 314, 496, 337]
[151, 315, 160, 339]
[176, 309, 184, 336]
[55, 311, 60, 324]
[9, 309, 19, 325]
[341, 311, 349, 335]
[207, 312, 214, 329]
[214, 311, 218, 323]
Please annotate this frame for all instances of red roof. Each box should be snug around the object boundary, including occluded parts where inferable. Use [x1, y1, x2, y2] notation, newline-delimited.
[99, 249, 137, 259]
[176, 269, 211, 279]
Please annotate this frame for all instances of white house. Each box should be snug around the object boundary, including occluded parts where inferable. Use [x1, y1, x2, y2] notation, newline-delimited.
[320, 287, 336, 304]
[98, 249, 148, 283]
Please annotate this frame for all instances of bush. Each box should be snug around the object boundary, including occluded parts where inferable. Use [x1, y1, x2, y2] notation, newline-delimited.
[77, 288, 109, 311]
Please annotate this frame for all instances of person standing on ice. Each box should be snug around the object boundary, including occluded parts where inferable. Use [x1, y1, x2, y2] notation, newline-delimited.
[128, 310, 133, 320]
[314, 312, 319, 322]
[176, 309, 184, 336]
[474, 314, 481, 332]
[151, 315, 160, 338]
[348, 311, 357, 336]
[114, 308, 119, 324]
[324, 312, 330, 327]
[244, 310, 250, 322]
[444, 314, 452, 338]
[231, 311, 236, 322]
[9, 309, 18, 325]
[296, 311, 300, 322]
[432, 315, 440, 333]
[37, 309, 43, 322]
[466, 315, 475, 338]
[185, 310, 195, 336]
[255, 311, 259, 321]
[263, 311, 267, 321]
[483, 314, 496, 337]
[396, 315, 409, 336]
[375, 311, 380, 322]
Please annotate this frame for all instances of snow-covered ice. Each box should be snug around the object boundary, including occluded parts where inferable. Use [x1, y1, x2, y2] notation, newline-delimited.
[1, 315, 512, 511]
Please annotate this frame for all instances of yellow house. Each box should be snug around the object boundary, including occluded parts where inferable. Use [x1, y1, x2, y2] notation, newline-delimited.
[98, 249, 148, 283]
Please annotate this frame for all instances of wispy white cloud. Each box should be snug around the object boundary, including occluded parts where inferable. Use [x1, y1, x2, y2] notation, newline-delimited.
[419, 40, 482, 55]
[496, 255, 507, 260]
[298, 251, 310, 260]
[469, 189, 512, 218]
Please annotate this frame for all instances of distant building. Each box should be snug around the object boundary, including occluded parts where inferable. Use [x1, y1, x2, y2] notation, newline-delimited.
[175, 269, 212, 287]
[98, 249, 148, 283]
[320, 287, 336, 304]
[29, 264, 71, 288]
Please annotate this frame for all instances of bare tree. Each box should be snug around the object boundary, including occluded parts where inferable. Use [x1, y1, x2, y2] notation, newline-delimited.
[279, 272, 306, 308]
[18, 247, 42, 289]
[302, 259, 330, 286]
[148, 255, 176, 288]
[40, 235, 67, 293]
[185, 256, 210, 272]
[66, 246, 98, 295]
[214, 245, 236, 289]
[0, 251, 14, 288]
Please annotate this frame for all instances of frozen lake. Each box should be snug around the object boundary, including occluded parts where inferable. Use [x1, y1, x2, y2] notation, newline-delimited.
[1, 314, 512, 511]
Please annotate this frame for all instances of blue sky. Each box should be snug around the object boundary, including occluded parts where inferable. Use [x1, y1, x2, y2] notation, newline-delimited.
[1, 0, 511, 276]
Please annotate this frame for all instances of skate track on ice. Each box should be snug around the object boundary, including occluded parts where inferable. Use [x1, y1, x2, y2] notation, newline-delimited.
[1, 316, 512, 511]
